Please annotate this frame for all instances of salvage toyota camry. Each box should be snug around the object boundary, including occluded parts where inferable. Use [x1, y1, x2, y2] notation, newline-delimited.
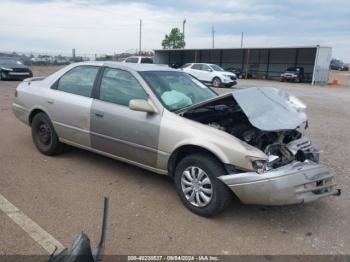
[13, 62, 340, 217]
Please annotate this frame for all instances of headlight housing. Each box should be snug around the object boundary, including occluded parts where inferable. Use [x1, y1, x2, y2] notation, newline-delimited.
[250, 159, 267, 173]
[252, 160, 266, 173]
[1, 67, 13, 71]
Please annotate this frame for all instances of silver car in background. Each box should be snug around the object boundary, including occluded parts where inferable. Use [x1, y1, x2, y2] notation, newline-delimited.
[13, 62, 340, 217]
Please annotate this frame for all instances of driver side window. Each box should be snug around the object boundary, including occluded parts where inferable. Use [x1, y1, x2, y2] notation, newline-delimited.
[99, 68, 148, 106]
[200, 64, 211, 71]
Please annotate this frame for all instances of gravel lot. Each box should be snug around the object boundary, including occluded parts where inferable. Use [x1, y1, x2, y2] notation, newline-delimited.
[0, 66, 349, 256]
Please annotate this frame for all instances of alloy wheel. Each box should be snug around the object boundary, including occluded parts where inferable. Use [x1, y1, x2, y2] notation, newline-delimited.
[181, 166, 213, 207]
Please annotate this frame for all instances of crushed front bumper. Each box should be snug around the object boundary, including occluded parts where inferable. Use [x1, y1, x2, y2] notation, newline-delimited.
[218, 161, 340, 205]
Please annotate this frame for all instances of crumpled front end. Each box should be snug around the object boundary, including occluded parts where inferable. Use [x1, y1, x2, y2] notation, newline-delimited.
[219, 160, 340, 205]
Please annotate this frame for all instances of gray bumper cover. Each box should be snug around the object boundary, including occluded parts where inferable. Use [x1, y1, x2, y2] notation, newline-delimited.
[218, 161, 340, 205]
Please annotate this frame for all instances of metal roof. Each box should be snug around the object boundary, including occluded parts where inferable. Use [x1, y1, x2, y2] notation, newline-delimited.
[154, 45, 331, 52]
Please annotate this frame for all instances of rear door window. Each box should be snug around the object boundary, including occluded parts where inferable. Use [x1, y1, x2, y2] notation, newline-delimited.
[181, 63, 191, 68]
[140, 58, 153, 64]
[57, 66, 99, 97]
[191, 64, 201, 70]
[125, 57, 139, 63]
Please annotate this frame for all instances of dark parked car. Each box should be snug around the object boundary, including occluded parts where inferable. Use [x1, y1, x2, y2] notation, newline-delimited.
[225, 67, 252, 79]
[0, 58, 33, 80]
[280, 67, 304, 83]
[330, 59, 349, 71]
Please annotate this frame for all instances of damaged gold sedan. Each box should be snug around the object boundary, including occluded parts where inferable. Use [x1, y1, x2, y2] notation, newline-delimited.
[13, 62, 340, 217]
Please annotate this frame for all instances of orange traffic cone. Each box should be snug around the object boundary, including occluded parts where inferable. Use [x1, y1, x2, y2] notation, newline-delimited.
[331, 79, 339, 85]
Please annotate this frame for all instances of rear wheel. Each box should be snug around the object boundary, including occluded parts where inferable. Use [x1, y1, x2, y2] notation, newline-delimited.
[31, 112, 63, 155]
[174, 153, 232, 217]
[212, 77, 222, 88]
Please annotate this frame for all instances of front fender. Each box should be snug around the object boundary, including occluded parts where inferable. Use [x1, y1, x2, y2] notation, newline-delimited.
[158, 110, 267, 171]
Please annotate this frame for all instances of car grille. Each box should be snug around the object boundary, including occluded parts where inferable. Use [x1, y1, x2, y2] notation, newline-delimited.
[13, 68, 30, 72]
[230, 76, 237, 80]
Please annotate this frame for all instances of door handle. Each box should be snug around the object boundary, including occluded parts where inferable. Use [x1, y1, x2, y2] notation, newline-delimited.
[95, 112, 104, 118]
[47, 100, 54, 104]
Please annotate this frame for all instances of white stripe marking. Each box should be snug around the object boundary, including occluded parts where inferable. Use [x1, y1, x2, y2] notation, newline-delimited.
[0, 193, 65, 254]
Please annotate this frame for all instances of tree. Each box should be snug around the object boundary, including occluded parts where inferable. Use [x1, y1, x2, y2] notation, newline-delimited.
[161, 28, 185, 49]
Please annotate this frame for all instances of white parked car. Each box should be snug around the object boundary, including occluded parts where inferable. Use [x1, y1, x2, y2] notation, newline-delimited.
[181, 63, 237, 88]
[123, 56, 153, 64]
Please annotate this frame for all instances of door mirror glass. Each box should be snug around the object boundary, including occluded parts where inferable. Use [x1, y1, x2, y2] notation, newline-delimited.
[129, 99, 156, 113]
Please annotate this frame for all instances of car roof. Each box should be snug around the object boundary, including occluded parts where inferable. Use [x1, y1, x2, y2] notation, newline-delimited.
[71, 61, 176, 72]
[126, 56, 153, 59]
[192, 63, 219, 66]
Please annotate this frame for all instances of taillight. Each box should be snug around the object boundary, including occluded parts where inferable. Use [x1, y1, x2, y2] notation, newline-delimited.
[15, 90, 18, 97]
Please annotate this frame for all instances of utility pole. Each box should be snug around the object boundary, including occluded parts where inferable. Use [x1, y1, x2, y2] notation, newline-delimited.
[182, 19, 186, 45]
[240, 32, 244, 48]
[211, 26, 215, 48]
[139, 19, 142, 55]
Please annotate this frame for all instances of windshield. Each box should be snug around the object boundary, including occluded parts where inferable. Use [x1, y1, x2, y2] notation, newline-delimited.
[210, 64, 224, 71]
[0, 59, 22, 65]
[140, 71, 217, 111]
[286, 67, 299, 72]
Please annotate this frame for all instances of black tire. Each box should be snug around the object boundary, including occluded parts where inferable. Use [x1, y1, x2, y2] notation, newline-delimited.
[212, 77, 222, 88]
[174, 153, 232, 217]
[31, 112, 63, 155]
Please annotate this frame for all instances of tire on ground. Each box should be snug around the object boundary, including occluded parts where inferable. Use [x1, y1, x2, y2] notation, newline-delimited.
[31, 112, 63, 156]
[212, 77, 222, 88]
[174, 153, 232, 217]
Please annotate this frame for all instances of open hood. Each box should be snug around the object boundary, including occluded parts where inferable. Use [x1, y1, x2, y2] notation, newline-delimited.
[178, 87, 307, 131]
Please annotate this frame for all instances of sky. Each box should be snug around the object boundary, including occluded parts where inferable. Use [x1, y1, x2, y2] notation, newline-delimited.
[0, 0, 349, 61]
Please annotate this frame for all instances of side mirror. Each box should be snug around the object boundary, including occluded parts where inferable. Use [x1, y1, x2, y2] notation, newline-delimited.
[129, 99, 156, 113]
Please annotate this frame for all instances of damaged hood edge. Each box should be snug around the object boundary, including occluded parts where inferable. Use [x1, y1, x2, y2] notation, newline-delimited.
[177, 87, 308, 132]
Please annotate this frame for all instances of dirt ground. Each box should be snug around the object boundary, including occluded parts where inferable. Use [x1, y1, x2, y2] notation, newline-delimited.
[0, 66, 350, 256]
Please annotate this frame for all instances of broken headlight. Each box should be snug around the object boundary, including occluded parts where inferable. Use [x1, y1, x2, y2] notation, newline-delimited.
[248, 157, 267, 174]
[251, 159, 267, 174]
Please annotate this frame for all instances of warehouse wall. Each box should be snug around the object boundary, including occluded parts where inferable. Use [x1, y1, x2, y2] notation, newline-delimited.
[312, 47, 332, 84]
[154, 47, 319, 83]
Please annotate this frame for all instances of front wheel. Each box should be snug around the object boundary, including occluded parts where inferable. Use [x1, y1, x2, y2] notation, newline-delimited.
[31, 112, 63, 155]
[174, 154, 232, 217]
[212, 77, 222, 88]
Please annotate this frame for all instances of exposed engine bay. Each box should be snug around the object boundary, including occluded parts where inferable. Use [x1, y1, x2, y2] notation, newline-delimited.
[180, 94, 320, 169]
